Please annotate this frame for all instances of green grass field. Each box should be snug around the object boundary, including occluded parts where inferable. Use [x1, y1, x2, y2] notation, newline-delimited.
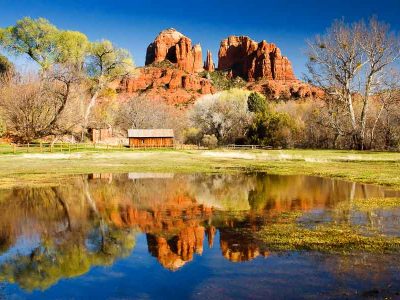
[0, 147, 399, 189]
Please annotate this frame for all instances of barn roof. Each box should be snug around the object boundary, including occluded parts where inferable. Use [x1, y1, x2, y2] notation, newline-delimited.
[128, 129, 174, 138]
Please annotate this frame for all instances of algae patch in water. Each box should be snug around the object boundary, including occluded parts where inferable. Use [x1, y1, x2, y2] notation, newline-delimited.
[256, 209, 400, 254]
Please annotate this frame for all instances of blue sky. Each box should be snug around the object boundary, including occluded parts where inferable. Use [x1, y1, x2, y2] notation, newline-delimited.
[0, 0, 399, 78]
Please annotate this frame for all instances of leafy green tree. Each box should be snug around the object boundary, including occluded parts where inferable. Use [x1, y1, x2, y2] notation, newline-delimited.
[0, 18, 90, 141]
[0, 17, 89, 71]
[82, 40, 135, 139]
[246, 91, 298, 148]
[247, 92, 268, 114]
[0, 17, 135, 141]
[247, 101, 298, 148]
[0, 17, 60, 71]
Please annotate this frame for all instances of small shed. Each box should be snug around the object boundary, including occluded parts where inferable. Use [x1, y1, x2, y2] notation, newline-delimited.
[88, 127, 113, 143]
[128, 129, 174, 148]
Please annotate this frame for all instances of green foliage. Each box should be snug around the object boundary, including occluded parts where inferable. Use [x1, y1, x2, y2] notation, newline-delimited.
[56, 30, 89, 67]
[86, 40, 135, 83]
[0, 17, 68, 70]
[147, 60, 177, 69]
[247, 92, 268, 114]
[0, 17, 93, 71]
[203, 70, 246, 90]
[0, 17, 134, 80]
[247, 109, 298, 148]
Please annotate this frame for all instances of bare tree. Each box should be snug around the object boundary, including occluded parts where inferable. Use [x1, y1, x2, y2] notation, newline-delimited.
[189, 89, 253, 144]
[306, 17, 400, 149]
[115, 96, 186, 140]
[0, 73, 81, 142]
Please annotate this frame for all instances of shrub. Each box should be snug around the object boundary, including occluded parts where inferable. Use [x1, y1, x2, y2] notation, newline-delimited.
[202, 71, 246, 90]
[189, 89, 253, 145]
[183, 127, 202, 145]
[247, 92, 268, 114]
[247, 109, 299, 148]
[201, 134, 218, 149]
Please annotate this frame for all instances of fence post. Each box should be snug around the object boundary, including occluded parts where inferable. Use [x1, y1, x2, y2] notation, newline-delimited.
[27, 143, 29, 153]
[68, 144, 71, 153]
[40, 142, 43, 153]
[60, 144, 63, 152]
[13, 144, 16, 154]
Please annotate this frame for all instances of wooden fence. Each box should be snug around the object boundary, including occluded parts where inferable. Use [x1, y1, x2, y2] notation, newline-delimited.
[0, 143, 271, 154]
[224, 144, 273, 150]
[0, 142, 210, 154]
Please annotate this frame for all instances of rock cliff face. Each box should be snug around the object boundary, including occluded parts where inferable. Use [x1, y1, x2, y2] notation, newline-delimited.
[204, 50, 215, 72]
[119, 65, 215, 105]
[218, 35, 296, 81]
[119, 29, 213, 105]
[145, 28, 203, 73]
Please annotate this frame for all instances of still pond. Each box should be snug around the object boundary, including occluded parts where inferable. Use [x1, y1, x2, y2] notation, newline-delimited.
[0, 173, 399, 299]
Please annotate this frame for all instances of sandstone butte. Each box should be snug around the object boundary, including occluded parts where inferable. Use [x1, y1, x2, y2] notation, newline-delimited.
[119, 28, 215, 106]
[118, 29, 321, 105]
[218, 35, 322, 98]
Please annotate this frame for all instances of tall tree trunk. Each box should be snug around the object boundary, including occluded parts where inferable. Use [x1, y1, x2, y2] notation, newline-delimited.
[369, 103, 385, 149]
[360, 76, 373, 150]
[81, 90, 99, 141]
[346, 87, 361, 150]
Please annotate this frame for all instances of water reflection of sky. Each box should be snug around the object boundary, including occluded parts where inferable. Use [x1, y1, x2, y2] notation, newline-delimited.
[0, 235, 40, 264]
[4, 232, 400, 299]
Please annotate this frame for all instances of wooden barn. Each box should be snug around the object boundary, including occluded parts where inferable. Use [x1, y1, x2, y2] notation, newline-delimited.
[128, 129, 174, 148]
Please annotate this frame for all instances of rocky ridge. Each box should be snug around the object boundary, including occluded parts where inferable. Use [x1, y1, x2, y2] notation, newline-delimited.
[119, 29, 320, 105]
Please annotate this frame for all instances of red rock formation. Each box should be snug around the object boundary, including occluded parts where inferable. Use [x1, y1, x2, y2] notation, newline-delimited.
[119, 66, 215, 105]
[145, 28, 203, 73]
[203, 50, 215, 72]
[218, 35, 296, 81]
[118, 30, 320, 104]
[247, 79, 323, 99]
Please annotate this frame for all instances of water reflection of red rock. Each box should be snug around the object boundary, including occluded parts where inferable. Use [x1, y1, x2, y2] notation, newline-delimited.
[219, 223, 270, 263]
[147, 225, 205, 271]
[107, 202, 269, 268]
[104, 201, 212, 270]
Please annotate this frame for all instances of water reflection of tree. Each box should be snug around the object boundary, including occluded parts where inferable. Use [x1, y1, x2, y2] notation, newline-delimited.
[0, 226, 136, 291]
[0, 177, 137, 291]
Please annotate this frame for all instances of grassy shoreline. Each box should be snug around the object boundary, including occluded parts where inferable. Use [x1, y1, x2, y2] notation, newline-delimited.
[0, 149, 399, 189]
